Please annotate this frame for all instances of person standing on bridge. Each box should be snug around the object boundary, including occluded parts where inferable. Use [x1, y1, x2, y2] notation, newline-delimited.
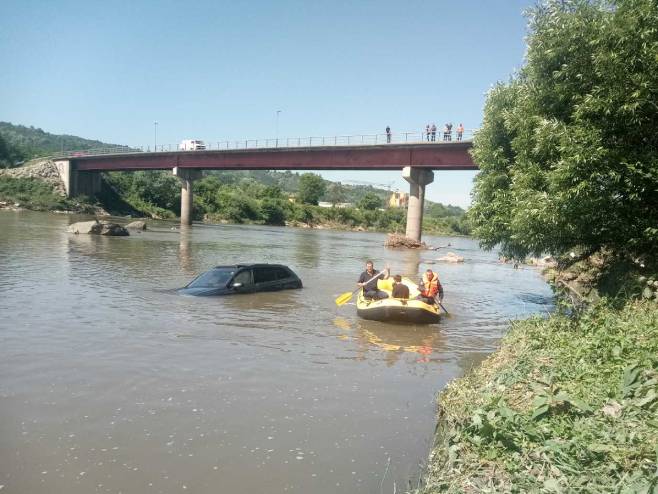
[456, 123, 464, 141]
[425, 124, 431, 141]
[431, 123, 437, 142]
[386, 126, 391, 143]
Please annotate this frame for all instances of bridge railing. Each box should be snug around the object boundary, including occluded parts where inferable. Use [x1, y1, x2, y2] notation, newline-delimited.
[55, 129, 476, 158]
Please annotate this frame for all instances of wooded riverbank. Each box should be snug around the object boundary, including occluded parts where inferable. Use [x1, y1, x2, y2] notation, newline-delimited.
[0, 165, 470, 236]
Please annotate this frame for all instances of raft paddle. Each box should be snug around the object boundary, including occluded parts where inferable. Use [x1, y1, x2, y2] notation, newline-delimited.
[438, 301, 449, 315]
[335, 271, 386, 307]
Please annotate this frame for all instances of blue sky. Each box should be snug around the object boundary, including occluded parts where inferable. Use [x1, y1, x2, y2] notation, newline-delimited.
[0, 0, 534, 208]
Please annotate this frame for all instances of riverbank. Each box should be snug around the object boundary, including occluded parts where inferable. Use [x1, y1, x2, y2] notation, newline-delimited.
[0, 166, 470, 237]
[420, 300, 658, 493]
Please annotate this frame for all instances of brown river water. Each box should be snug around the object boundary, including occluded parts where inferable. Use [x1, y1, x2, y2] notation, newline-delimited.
[0, 211, 553, 493]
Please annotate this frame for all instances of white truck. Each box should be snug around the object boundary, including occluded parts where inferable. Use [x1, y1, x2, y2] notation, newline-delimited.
[178, 139, 206, 151]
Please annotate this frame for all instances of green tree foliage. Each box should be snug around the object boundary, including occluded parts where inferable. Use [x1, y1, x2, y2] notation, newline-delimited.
[215, 190, 260, 223]
[326, 183, 346, 205]
[357, 192, 383, 210]
[260, 198, 286, 225]
[105, 171, 181, 217]
[100, 171, 466, 234]
[297, 173, 326, 205]
[470, 0, 658, 262]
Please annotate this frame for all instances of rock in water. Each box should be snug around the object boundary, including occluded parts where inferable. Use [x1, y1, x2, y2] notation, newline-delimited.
[436, 252, 465, 263]
[67, 220, 129, 236]
[99, 223, 129, 236]
[67, 220, 103, 234]
[125, 220, 147, 230]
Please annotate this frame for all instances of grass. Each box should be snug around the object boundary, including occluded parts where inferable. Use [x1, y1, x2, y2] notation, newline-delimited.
[0, 176, 96, 213]
[421, 301, 658, 493]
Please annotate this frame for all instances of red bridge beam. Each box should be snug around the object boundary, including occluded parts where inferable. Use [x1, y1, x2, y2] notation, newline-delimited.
[73, 142, 477, 172]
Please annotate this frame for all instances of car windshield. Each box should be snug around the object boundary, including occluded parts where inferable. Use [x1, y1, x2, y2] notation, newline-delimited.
[187, 268, 235, 288]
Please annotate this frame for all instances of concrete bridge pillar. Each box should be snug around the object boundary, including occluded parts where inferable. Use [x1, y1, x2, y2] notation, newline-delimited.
[403, 166, 434, 242]
[173, 167, 202, 226]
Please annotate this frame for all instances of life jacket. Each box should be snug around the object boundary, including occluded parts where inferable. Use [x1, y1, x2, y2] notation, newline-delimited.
[421, 272, 440, 297]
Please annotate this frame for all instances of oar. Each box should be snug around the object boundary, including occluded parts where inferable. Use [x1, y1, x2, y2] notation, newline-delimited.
[335, 271, 385, 306]
[438, 301, 449, 315]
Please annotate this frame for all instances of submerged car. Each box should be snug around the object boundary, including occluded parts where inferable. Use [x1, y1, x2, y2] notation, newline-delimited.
[178, 264, 303, 296]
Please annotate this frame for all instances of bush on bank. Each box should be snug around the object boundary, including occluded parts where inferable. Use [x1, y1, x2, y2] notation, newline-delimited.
[0, 176, 96, 213]
[421, 301, 658, 493]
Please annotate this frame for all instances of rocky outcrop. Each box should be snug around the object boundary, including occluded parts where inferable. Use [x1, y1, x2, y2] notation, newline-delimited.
[125, 220, 147, 230]
[67, 220, 129, 236]
[436, 252, 465, 263]
[0, 159, 67, 196]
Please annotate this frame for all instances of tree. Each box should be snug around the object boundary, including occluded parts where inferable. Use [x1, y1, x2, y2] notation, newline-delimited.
[0, 134, 11, 168]
[261, 185, 284, 200]
[357, 192, 383, 210]
[297, 173, 326, 205]
[216, 190, 260, 223]
[326, 183, 346, 206]
[470, 0, 658, 263]
[260, 198, 286, 225]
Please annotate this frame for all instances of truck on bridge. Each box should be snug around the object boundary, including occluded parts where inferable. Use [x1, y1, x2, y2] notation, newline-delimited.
[179, 139, 206, 151]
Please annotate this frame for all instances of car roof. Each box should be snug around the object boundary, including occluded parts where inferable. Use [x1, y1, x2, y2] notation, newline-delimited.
[211, 264, 291, 270]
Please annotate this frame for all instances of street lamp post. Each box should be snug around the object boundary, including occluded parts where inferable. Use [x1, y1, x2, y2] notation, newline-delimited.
[275, 110, 282, 147]
[154, 121, 158, 152]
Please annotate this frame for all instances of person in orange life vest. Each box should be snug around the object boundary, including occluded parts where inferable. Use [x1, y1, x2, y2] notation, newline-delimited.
[417, 269, 443, 304]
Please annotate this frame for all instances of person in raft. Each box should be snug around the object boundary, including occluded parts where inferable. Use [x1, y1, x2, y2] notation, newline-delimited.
[357, 260, 389, 300]
[391, 275, 410, 299]
[417, 268, 443, 304]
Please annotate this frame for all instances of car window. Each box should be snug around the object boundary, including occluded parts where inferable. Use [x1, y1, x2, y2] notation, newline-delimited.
[188, 268, 235, 288]
[253, 267, 278, 283]
[273, 268, 291, 280]
[232, 269, 252, 285]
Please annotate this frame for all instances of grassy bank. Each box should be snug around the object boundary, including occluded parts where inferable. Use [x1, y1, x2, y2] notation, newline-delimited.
[421, 301, 658, 493]
[0, 176, 97, 213]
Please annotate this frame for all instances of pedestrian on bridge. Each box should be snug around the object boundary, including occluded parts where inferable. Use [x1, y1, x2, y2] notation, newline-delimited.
[456, 123, 464, 141]
[431, 123, 437, 142]
[443, 123, 452, 141]
[386, 126, 391, 143]
[425, 124, 431, 141]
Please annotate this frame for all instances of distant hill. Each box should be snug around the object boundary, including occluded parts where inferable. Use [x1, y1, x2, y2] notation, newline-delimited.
[0, 121, 130, 165]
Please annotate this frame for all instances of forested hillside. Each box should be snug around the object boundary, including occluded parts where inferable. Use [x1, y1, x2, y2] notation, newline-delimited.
[0, 122, 129, 166]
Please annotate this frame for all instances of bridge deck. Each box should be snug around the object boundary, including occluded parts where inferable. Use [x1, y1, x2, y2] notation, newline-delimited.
[71, 142, 477, 172]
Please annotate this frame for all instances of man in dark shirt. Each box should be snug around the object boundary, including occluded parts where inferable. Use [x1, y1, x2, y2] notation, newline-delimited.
[357, 260, 389, 300]
[391, 275, 409, 299]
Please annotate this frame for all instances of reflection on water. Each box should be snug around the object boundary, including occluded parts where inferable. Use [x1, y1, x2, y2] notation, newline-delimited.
[333, 317, 443, 366]
[178, 225, 195, 275]
[0, 211, 553, 494]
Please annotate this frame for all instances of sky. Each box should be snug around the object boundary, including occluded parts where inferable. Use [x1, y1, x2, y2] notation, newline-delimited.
[0, 0, 535, 208]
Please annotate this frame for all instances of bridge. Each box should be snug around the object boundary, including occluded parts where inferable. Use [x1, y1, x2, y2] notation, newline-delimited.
[53, 131, 477, 241]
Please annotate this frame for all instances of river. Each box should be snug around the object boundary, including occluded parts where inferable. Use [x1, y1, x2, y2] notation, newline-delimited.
[0, 211, 553, 493]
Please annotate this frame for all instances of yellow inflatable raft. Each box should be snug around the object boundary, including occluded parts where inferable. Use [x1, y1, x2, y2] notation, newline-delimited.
[356, 277, 441, 324]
